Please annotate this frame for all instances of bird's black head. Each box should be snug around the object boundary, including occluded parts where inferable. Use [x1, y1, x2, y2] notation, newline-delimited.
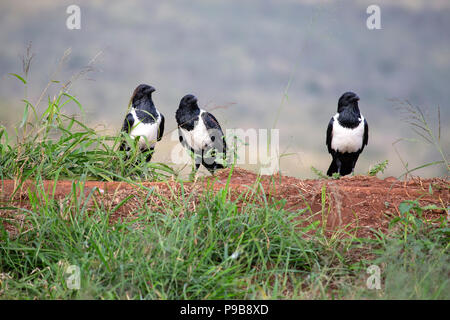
[131, 84, 156, 106]
[179, 94, 199, 110]
[337, 91, 360, 113]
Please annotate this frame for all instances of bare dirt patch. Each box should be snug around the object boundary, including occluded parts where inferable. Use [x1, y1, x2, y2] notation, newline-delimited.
[1, 168, 448, 238]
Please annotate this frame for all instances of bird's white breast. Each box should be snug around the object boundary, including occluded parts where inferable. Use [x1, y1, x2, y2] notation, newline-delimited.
[179, 109, 213, 152]
[331, 114, 365, 153]
[129, 109, 160, 149]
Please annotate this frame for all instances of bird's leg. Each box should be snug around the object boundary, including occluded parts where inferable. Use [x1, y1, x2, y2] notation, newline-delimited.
[336, 158, 342, 175]
[351, 158, 358, 176]
[193, 163, 202, 183]
[189, 163, 198, 181]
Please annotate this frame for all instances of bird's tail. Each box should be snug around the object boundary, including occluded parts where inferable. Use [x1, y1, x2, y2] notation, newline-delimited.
[327, 158, 338, 176]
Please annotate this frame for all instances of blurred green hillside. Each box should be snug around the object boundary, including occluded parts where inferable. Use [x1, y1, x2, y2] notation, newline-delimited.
[0, 0, 449, 178]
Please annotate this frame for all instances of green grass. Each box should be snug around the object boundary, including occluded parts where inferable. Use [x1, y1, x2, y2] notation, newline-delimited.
[368, 160, 389, 177]
[0, 179, 448, 299]
[1, 51, 175, 184]
[310, 166, 340, 180]
[0, 60, 448, 300]
[0, 93, 175, 185]
[393, 100, 449, 179]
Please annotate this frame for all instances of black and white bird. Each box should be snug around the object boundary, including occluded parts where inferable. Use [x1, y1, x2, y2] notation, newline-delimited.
[175, 94, 227, 175]
[120, 84, 165, 162]
[326, 92, 368, 176]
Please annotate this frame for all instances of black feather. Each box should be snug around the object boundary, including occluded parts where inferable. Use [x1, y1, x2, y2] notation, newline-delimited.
[121, 113, 134, 134]
[175, 96, 200, 131]
[363, 118, 369, 148]
[120, 84, 163, 162]
[326, 117, 334, 154]
[201, 112, 227, 155]
[176, 94, 227, 174]
[157, 114, 165, 141]
[326, 92, 368, 176]
[327, 158, 338, 176]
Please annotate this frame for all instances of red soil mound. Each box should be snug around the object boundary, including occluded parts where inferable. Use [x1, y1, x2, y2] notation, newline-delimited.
[1, 168, 448, 238]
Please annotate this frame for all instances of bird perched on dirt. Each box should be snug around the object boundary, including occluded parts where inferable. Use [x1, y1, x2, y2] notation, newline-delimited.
[119, 84, 165, 162]
[176, 94, 227, 175]
[326, 92, 368, 176]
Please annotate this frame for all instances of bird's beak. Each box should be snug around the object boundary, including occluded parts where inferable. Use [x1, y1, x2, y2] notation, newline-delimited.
[149, 86, 156, 93]
[353, 95, 360, 102]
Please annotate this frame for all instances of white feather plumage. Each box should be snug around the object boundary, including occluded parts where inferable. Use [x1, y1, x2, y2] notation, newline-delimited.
[331, 113, 365, 153]
[178, 109, 213, 152]
[129, 108, 161, 149]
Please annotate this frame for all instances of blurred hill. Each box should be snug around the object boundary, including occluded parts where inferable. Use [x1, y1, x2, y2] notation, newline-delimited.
[0, 0, 449, 178]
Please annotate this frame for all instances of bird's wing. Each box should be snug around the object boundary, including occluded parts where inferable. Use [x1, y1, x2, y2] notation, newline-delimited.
[202, 112, 227, 154]
[202, 112, 222, 130]
[363, 118, 369, 147]
[326, 117, 334, 154]
[120, 113, 135, 151]
[157, 113, 165, 141]
[121, 113, 134, 133]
